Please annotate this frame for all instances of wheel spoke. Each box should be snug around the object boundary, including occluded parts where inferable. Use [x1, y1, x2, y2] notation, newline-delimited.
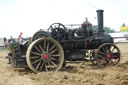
[39, 61, 45, 71]
[32, 58, 41, 64]
[31, 52, 41, 56]
[44, 40, 46, 51]
[111, 52, 120, 58]
[97, 54, 103, 58]
[50, 49, 58, 54]
[34, 45, 41, 53]
[51, 58, 57, 61]
[47, 61, 52, 70]
[101, 47, 106, 53]
[111, 46, 115, 51]
[108, 58, 119, 66]
[45, 63, 48, 72]
[105, 46, 109, 52]
[51, 54, 60, 57]
[98, 51, 106, 56]
[97, 56, 107, 66]
[50, 26, 53, 30]
[49, 60, 57, 67]
[31, 56, 40, 59]
[38, 43, 44, 53]
[36, 60, 42, 70]
[54, 25, 57, 28]
[49, 44, 56, 52]
[46, 41, 49, 52]
[58, 24, 60, 28]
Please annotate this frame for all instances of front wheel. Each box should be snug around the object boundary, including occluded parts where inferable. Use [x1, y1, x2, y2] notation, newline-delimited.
[96, 43, 120, 67]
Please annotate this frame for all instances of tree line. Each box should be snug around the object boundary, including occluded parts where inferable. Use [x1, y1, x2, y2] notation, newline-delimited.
[92, 25, 115, 34]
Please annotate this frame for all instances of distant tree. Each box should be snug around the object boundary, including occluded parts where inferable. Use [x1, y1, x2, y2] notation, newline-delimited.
[92, 25, 115, 34]
[104, 27, 115, 34]
[92, 25, 98, 32]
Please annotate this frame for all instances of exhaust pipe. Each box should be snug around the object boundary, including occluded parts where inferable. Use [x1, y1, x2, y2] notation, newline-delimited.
[96, 10, 104, 36]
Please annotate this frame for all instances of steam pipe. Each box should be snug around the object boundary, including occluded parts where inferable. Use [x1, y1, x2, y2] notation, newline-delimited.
[96, 10, 104, 36]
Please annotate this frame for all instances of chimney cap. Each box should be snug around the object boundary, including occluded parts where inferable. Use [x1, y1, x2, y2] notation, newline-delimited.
[96, 9, 104, 12]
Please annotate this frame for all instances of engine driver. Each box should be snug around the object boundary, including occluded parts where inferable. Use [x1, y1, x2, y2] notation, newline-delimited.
[81, 17, 93, 36]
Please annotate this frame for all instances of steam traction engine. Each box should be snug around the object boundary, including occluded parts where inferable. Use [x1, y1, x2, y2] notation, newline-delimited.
[7, 10, 120, 73]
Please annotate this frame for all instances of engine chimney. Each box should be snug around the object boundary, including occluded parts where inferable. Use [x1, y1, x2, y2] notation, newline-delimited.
[96, 10, 104, 36]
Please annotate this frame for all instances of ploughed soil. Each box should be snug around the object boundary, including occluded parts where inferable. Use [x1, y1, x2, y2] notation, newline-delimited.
[0, 43, 128, 85]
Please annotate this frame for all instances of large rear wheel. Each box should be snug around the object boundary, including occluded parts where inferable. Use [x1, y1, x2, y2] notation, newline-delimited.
[26, 38, 64, 73]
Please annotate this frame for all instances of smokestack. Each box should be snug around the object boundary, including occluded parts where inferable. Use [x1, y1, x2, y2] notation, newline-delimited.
[96, 10, 104, 36]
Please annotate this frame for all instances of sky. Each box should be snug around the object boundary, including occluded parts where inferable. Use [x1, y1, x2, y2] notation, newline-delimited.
[0, 0, 128, 38]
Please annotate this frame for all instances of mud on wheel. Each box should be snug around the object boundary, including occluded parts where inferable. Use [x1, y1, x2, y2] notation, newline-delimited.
[26, 38, 64, 73]
[96, 43, 120, 67]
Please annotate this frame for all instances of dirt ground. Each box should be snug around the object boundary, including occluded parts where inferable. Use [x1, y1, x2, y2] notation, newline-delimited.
[0, 43, 128, 85]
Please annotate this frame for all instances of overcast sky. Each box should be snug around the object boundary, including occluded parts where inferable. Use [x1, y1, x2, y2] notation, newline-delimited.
[0, 0, 128, 38]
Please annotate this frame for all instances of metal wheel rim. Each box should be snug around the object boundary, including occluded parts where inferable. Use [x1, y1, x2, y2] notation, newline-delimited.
[31, 30, 51, 41]
[26, 38, 64, 73]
